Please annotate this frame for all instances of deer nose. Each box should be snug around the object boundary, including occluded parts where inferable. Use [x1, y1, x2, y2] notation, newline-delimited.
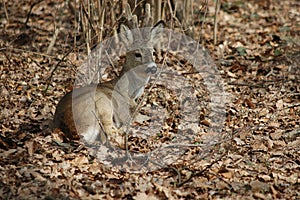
[145, 62, 157, 74]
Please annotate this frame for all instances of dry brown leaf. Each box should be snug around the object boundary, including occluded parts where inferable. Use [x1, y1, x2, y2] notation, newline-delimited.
[25, 140, 34, 157]
[270, 130, 283, 140]
[251, 142, 268, 151]
[134, 192, 159, 200]
[1, 1, 299, 199]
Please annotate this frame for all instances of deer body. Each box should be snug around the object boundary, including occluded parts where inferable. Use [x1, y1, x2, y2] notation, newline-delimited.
[52, 21, 164, 144]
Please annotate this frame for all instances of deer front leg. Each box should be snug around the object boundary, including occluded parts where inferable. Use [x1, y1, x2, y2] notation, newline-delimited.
[99, 109, 113, 145]
[94, 93, 114, 145]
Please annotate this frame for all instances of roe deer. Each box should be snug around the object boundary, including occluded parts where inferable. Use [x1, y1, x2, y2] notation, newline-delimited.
[52, 21, 164, 144]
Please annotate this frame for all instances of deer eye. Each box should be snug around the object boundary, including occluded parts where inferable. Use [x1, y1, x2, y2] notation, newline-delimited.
[135, 52, 142, 58]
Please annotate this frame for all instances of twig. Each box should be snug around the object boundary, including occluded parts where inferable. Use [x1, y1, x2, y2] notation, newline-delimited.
[44, 49, 74, 94]
[177, 153, 223, 187]
[46, 26, 60, 55]
[24, 0, 45, 26]
[3, 0, 9, 23]
[154, 0, 162, 23]
[227, 78, 291, 88]
[198, 0, 208, 43]
[149, 159, 182, 185]
[213, 0, 221, 45]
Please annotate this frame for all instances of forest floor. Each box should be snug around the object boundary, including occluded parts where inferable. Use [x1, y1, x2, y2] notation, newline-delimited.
[0, 0, 299, 199]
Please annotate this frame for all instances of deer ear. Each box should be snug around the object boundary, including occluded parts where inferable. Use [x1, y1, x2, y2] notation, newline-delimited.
[150, 21, 164, 42]
[153, 20, 165, 29]
[120, 24, 134, 46]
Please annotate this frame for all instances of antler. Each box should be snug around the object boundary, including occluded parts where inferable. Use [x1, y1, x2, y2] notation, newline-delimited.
[124, 2, 154, 28]
[124, 3, 138, 29]
[142, 3, 153, 27]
